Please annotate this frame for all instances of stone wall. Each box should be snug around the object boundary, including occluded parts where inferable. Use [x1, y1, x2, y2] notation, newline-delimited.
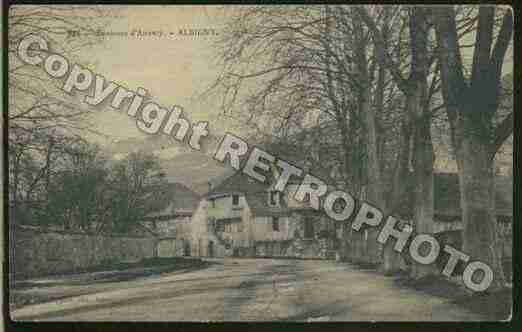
[246, 237, 334, 259]
[157, 238, 190, 257]
[11, 227, 156, 279]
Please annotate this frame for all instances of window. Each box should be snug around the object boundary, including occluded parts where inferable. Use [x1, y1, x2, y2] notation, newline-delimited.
[269, 191, 278, 206]
[232, 195, 239, 206]
[237, 222, 244, 232]
[272, 217, 280, 231]
[304, 218, 314, 238]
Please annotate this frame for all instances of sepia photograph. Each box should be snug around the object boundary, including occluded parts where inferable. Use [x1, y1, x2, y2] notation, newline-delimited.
[4, 4, 514, 323]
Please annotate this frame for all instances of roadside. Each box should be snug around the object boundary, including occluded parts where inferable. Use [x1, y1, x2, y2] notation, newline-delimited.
[340, 260, 512, 321]
[394, 274, 512, 321]
[10, 257, 213, 310]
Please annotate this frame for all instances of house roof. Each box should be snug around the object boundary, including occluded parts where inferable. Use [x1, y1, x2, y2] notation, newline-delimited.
[207, 171, 268, 197]
[145, 182, 200, 218]
[207, 172, 309, 217]
[394, 172, 512, 219]
[209, 171, 512, 219]
[433, 173, 512, 217]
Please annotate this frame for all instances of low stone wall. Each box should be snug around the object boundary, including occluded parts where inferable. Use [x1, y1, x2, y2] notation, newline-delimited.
[157, 238, 189, 257]
[11, 227, 157, 279]
[249, 238, 334, 259]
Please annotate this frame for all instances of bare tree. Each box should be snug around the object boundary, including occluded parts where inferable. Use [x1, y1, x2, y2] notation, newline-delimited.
[433, 5, 513, 290]
[211, 6, 412, 269]
[8, 5, 119, 222]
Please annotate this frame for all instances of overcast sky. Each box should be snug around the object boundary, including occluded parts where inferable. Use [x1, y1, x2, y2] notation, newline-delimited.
[78, 6, 230, 146]
[65, 6, 238, 191]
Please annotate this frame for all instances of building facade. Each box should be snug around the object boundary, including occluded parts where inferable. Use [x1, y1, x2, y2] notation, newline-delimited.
[141, 182, 200, 257]
[188, 171, 338, 259]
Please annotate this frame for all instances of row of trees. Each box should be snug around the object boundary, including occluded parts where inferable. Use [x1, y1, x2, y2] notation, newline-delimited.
[10, 140, 168, 233]
[8, 6, 170, 233]
[211, 5, 513, 290]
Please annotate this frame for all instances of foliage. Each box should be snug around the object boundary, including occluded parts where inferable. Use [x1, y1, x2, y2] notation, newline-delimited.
[13, 142, 169, 233]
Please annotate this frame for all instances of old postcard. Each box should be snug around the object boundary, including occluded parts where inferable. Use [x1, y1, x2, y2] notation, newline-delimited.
[5, 4, 513, 323]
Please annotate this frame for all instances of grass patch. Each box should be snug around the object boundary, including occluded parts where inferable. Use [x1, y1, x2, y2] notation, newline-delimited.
[10, 257, 215, 309]
[348, 261, 381, 270]
[13, 257, 212, 288]
[453, 287, 512, 321]
[79, 257, 206, 273]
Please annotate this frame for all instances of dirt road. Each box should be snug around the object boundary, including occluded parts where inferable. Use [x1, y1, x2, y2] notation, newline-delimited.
[10, 258, 485, 321]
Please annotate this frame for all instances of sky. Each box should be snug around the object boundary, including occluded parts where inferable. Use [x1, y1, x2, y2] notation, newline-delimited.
[68, 6, 238, 192]
[80, 6, 230, 142]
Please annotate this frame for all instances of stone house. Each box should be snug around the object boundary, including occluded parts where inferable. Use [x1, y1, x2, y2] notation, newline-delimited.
[264, 122, 513, 276]
[141, 182, 200, 257]
[188, 170, 512, 277]
[391, 172, 512, 249]
[338, 172, 513, 278]
[188, 170, 338, 259]
[425, 173, 512, 279]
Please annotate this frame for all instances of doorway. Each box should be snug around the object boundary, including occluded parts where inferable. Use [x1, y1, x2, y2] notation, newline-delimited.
[183, 240, 191, 256]
[304, 217, 314, 239]
[208, 240, 214, 257]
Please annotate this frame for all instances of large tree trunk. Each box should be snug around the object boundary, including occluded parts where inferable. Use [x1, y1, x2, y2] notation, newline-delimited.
[354, 19, 384, 266]
[375, 12, 402, 274]
[9, 150, 22, 289]
[407, 7, 437, 280]
[434, 6, 512, 290]
[363, 94, 384, 266]
[322, 6, 361, 263]
[390, 118, 412, 210]
[361, 105, 384, 266]
[409, 106, 437, 279]
[383, 117, 412, 275]
[357, 6, 435, 272]
[456, 120, 505, 290]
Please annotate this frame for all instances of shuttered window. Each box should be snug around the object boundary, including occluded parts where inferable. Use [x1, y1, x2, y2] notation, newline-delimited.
[272, 217, 280, 231]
